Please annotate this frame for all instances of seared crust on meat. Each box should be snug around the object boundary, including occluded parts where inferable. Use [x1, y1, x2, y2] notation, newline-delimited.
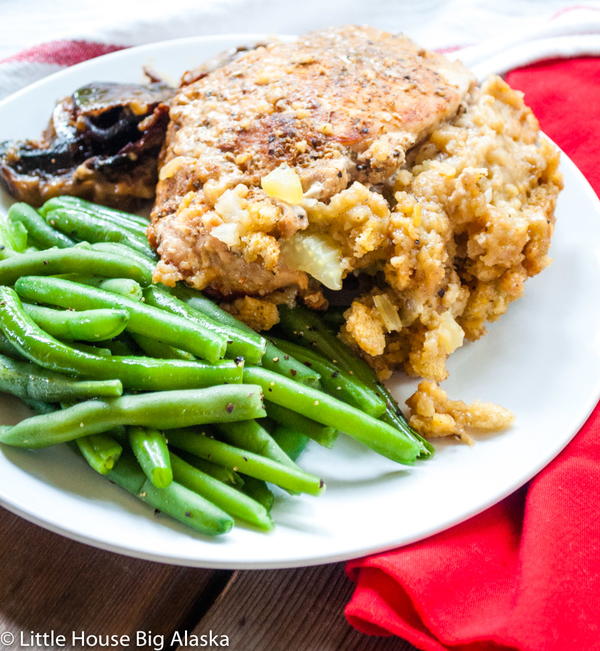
[150, 25, 474, 295]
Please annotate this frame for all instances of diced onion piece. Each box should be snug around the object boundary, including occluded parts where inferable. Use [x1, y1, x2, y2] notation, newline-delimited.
[211, 223, 240, 247]
[281, 233, 344, 290]
[261, 165, 304, 205]
[373, 294, 402, 332]
[215, 186, 248, 220]
[438, 311, 464, 354]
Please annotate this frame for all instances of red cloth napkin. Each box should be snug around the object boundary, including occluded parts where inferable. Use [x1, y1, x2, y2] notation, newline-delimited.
[345, 57, 600, 651]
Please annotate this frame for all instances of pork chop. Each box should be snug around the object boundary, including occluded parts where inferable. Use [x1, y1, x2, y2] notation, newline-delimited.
[150, 25, 474, 296]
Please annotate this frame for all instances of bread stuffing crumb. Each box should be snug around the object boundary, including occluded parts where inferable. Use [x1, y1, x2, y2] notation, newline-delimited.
[225, 296, 280, 331]
[406, 380, 514, 444]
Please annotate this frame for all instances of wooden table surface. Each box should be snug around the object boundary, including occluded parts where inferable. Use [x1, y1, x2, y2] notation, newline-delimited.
[0, 507, 416, 651]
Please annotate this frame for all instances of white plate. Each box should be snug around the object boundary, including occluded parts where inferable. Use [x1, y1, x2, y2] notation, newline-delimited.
[1, 35, 600, 569]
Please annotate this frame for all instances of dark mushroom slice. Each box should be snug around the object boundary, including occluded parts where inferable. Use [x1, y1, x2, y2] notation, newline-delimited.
[0, 81, 174, 209]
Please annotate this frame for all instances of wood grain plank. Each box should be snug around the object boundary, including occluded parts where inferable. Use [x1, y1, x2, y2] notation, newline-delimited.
[0, 507, 225, 650]
[178, 564, 414, 651]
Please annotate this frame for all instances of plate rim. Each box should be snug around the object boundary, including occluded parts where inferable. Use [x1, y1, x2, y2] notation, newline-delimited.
[0, 33, 599, 569]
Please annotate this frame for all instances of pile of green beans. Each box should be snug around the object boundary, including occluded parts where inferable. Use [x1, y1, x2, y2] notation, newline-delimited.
[0, 197, 431, 538]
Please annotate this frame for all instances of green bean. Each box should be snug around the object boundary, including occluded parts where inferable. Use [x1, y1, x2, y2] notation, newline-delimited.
[40, 196, 150, 229]
[177, 453, 244, 488]
[67, 342, 112, 357]
[265, 402, 338, 448]
[129, 427, 172, 488]
[278, 306, 433, 457]
[88, 242, 156, 271]
[107, 453, 233, 536]
[99, 278, 143, 301]
[270, 426, 309, 461]
[0, 242, 12, 261]
[144, 286, 266, 364]
[101, 334, 139, 356]
[261, 341, 320, 386]
[22, 397, 55, 414]
[43, 207, 153, 257]
[279, 305, 400, 401]
[271, 337, 386, 416]
[239, 477, 274, 512]
[383, 407, 434, 457]
[15, 277, 227, 362]
[44, 205, 147, 239]
[130, 333, 195, 361]
[76, 434, 123, 475]
[170, 453, 272, 530]
[0, 223, 15, 260]
[23, 303, 129, 341]
[0, 245, 12, 261]
[90, 425, 129, 443]
[0, 331, 23, 359]
[51, 273, 97, 283]
[244, 367, 420, 464]
[174, 287, 320, 385]
[58, 276, 144, 302]
[215, 420, 297, 469]
[0, 384, 265, 448]
[173, 286, 251, 329]
[8, 203, 75, 249]
[0, 247, 152, 286]
[0, 287, 240, 390]
[0, 212, 27, 254]
[0, 352, 122, 402]
[322, 307, 346, 329]
[313, 319, 432, 454]
[278, 306, 373, 381]
[167, 429, 323, 496]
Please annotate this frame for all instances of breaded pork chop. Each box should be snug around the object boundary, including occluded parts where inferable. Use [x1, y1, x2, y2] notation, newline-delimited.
[150, 26, 474, 295]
